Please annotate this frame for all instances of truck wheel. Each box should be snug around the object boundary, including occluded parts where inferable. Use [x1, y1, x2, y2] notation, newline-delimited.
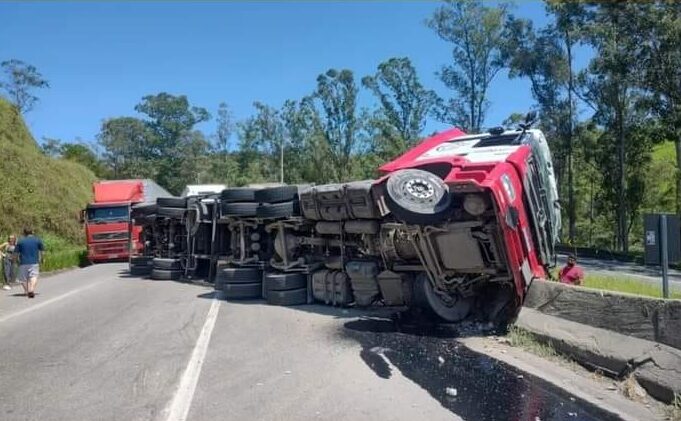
[266, 288, 307, 306]
[216, 267, 262, 284]
[153, 258, 182, 270]
[254, 186, 299, 203]
[132, 203, 157, 216]
[264, 272, 306, 291]
[157, 197, 188, 208]
[151, 269, 182, 281]
[221, 188, 258, 203]
[255, 201, 299, 219]
[414, 274, 471, 322]
[130, 256, 153, 266]
[384, 169, 451, 225]
[157, 207, 186, 219]
[221, 202, 258, 217]
[223, 282, 262, 299]
[130, 265, 152, 276]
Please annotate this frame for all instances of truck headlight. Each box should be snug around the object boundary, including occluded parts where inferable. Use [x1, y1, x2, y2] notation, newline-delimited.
[463, 194, 487, 216]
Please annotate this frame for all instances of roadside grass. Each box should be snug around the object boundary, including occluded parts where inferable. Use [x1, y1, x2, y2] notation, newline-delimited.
[549, 268, 681, 299]
[41, 233, 87, 272]
[667, 393, 681, 421]
[506, 325, 558, 359]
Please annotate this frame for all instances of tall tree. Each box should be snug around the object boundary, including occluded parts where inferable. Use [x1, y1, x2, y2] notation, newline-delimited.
[0, 59, 49, 114]
[427, 0, 509, 132]
[214, 102, 233, 155]
[98, 117, 156, 179]
[578, 2, 653, 252]
[503, 2, 585, 243]
[314, 69, 363, 182]
[638, 2, 681, 213]
[237, 102, 285, 183]
[362, 57, 437, 158]
[133, 93, 211, 193]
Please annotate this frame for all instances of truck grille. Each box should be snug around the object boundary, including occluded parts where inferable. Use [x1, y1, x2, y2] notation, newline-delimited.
[92, 232, 129, 242]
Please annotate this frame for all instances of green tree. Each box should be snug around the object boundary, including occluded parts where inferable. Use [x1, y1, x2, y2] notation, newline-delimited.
[59, 142, 110, 178]
[237, 102, 284, 183]
[362, 57, 437, 158]
[314, 69, 364, 182]
[133, 93, 211, 194]
[0, 59, 49, 114]
[578, 2, 653, 252]
[503, 3, 584, 242]
[40, 137, 62, 157]
[638, 2, 681, 213]
[427, 0, 509, 132]
[98, 117, 156, 179]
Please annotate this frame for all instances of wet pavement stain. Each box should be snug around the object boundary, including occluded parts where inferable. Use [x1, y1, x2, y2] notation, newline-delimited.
[343, 317, 622, 421]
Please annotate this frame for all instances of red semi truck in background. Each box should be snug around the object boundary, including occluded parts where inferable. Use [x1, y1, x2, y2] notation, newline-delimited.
[84, 180, 169, 263]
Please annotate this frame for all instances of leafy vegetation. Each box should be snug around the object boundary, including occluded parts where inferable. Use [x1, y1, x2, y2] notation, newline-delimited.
[0, 98, 95, 244]
[582, 274, 681, 300]
[40, 233, 87, 272]
[1, 1, 680, 255]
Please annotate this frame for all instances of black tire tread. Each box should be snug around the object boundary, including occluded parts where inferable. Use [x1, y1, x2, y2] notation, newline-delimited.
[157, 197, 188, 208]
[221, 188, 258, 203]
[151, 268, 182, 280]
[264, 272, 307, 291]
[221, 202, 258, 217]
[216, 267, 262, 284]
[222, 282, 262, 299]
[256, 201, 299, 219]
[254, 185, 299, 203]
[266, 288, 308, 306]
[153, 258, 182, 270]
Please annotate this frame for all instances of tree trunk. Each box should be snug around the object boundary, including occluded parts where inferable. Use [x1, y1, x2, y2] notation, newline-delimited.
[676, 136, 681, 214]
[617, 105, 628, 253]
[565, 32, 576, 244]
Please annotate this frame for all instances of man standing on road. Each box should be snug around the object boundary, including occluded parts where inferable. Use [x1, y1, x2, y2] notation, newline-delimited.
[15, 228, 44, 298]
[558, 254, 584, 286]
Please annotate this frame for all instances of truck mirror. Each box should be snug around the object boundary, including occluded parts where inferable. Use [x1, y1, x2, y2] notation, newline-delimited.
[79, 209, 85, 224]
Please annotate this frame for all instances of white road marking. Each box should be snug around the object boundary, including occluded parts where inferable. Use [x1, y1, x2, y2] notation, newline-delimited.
[163, 291, 222, 421]
[0, 280, 104, 323]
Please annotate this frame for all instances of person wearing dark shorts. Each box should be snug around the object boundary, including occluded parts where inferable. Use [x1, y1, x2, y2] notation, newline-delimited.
[15, 228, 44, 298]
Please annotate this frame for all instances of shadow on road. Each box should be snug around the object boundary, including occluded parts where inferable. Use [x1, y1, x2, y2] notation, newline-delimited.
[340, 315, 621, 421]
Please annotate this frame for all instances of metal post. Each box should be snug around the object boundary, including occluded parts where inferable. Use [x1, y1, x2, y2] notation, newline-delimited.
[661, 214, 670, 298]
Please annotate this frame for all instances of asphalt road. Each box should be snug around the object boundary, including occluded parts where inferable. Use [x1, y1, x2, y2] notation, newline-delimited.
[0, 264, 661, 421]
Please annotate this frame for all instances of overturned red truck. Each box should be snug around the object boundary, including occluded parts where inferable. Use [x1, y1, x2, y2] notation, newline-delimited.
[136, 117, 561, 326]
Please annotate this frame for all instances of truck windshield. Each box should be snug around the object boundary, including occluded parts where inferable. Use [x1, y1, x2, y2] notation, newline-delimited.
[87, 206, 129, 223]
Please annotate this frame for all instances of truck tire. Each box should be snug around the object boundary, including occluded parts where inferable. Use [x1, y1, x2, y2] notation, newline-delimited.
[130, 265, 152, 276]
[221, 188, 258, 203]
[153, 258, 182, 270]
[130, 256, 153, 266]
[254, 186, 299, 203]
[216, 267, 262, 284]
[221, 202, 258, 217]
[157, 207, 185, 219]
[133, 215, 156, 225]
[151, 269, 182, 281]
[266, 288, 307, 306]
[157, 197, 188, 208]
[132, 203, 157, 216]
[384, 169, 451, 225]
[223, 282, 262, 299]
[264, 272, 306, 291]
[255, 201, 298, 219]
[414, 273, 472, 322]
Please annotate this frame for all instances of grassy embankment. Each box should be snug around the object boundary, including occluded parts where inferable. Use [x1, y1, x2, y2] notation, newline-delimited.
[0, 98, 95, 273]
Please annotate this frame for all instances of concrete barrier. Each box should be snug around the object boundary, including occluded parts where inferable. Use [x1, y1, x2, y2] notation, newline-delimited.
[524, 279, 681, 350]
[517, 308, 681, 404]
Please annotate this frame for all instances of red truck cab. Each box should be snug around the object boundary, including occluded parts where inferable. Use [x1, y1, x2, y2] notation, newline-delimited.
[375, 123, 561, 322]
[84, 180, 169, 263]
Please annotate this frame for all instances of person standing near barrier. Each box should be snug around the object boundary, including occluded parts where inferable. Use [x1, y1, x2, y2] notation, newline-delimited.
[15, 228, 44, 298]
[0, 234, 17, 290]
[558, 254, 584, 286]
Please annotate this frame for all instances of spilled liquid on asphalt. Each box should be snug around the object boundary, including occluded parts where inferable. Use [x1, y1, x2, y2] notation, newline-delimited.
[343, 317, 621, 421]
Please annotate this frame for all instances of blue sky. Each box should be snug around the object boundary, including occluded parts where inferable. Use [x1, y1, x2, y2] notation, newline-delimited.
[0, 1, 579, 149]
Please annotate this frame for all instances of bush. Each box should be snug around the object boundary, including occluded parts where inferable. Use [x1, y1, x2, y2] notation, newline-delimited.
[0, 98, 95, 244]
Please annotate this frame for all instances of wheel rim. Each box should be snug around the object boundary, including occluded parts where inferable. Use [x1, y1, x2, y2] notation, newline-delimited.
[404, 178, 435, 200]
